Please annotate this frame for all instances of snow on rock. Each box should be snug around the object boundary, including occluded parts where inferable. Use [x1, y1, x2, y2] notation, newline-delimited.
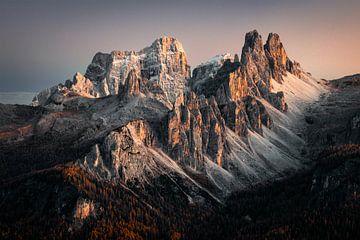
[191, 53, 234, 89]
[34, 36, 191, 107]
[36, 31, 329, 201]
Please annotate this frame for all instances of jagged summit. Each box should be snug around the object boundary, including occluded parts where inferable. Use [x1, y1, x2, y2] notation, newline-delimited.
[33, 31, 306, 112]
[190, 30, 308, 113]
[0, 30, 334, 238]
[242, 30, 263, 55]
[33, 36, 190, 107]
[29, 31, 325, 192]
[150, 36, 186, 53]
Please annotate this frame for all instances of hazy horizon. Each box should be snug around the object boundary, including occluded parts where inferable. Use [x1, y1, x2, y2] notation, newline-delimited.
[1, 0, 359, 92]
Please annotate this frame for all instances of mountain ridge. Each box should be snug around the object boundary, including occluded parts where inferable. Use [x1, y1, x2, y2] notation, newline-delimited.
[3, 30, 353, 239]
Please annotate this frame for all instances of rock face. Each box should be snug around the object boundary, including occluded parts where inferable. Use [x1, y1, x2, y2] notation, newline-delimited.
[191, 53, 234, 90]
[264, 33, 288, 83]
[164, 89, 274, 171]
[219, 100, 248, 136]
[33, 30, 310, 179]
[78, 120, 156, 182]
[264, 33, 304, 82]
[34, 36, 191, 106]
[119, 69, 142, 100]
[165, 92, 225, 169]
[190, 30, 306, 113]
[243, 96, 272, 134]
[241, 30, 271, 97]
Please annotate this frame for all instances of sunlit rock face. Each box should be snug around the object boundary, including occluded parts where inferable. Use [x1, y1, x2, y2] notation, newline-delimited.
[71, 72, 98, 98]
[240, 30, 271, 97]
[192, 59, 248, 105]
[32, 31, 311, 180]
[164, 90, 273, 170]
[165, 92, 225, 170]
[83, 36, 191, 103]
[34, 36, 190, 106]
[264, 33, 305, 82]
[264, 33, 289, 83]
[190, 30, 294, 113]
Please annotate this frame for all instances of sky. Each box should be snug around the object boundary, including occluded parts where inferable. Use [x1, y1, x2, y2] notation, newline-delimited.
[0, 0, 359, 92]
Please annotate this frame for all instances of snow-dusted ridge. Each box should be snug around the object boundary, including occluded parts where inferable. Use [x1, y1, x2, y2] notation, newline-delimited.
[33, 32, 328, 200]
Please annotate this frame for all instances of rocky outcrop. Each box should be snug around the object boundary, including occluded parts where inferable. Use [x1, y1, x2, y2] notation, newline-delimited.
[119, 69, 142, 99]
[165, 92, 225, 169]
[71, 72, 98, 97]
[265, 33, 304, 81]
[34, 36, 191, 107]
[240, 30, 271, 97]
[190, 30, 296, 113]
[264, 33, 288, 83]
[191, 54, 233, 89]
[268, 91, 288, 112]
[243, 96, 272, 134]
[219, 100, 248, 136]
[164, 90, 274, 170]
[192, 60, 247, 105]
[78, 120, 157, 182]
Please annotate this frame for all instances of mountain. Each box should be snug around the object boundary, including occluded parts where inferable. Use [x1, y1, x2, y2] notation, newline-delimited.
[1, 30, 359, 239]
[330, 73, 360, 88]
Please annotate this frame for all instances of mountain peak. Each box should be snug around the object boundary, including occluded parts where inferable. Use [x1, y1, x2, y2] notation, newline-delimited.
[243, 30, 263, 51]
[264, 32, 288, 82]
[151, 36, 185, 53]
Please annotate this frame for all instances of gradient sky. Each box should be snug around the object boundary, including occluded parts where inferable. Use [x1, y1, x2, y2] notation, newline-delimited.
[0, 0, 359, 92]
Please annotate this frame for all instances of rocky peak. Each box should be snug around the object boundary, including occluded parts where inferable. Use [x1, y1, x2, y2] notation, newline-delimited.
[264, 32, 305, 82]
[189, 30, 291, 114]
[142, 36, 191, 103]
[240, 30, 271, 96]
[34, 36, 191, 107]
[150, 36, 186, 55]
[264, 33, 288, 82]
[241, 30, 264, 53]
[78, 120, 157, 181]
[71, 72, 97, 98]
